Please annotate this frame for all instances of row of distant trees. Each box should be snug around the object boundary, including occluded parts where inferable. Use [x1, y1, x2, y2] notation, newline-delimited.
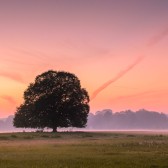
[1, 109, 168, 131]
[1, 70, 168, 132]
[0, 116, 15, 131]
[87, 109, 168, 129]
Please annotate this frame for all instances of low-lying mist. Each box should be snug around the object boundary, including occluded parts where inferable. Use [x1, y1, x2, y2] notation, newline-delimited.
[87, 109, 168, 130]
[1, 109, 168, 132]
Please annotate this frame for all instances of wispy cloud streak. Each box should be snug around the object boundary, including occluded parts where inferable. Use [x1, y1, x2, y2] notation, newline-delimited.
[91, 56, 145, 100]
[91, 27, 168, 100]
[113, 91, 155, 101]
[147, 27, 168, 47]
[0, 95, 17, 105]
[0, 71, 25, 84]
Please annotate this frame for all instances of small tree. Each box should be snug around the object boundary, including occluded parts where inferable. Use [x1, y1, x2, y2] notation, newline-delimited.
[14, 70, 90, 132]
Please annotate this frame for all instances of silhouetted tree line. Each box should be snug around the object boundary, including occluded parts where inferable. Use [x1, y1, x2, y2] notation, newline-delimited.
[1, 109, 168, 131]
[87, 109, 168, 130]
[0, 115, 26, 132]
[0, 115, 16, 131]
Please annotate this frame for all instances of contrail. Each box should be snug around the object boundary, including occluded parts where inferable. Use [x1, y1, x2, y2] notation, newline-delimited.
[147, 27, 168, 47]
[91, 27, 168, 100]
[91, 55, 145, 100]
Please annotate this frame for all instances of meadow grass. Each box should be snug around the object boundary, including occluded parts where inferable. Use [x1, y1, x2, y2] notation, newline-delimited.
[0, 132, 168, 168]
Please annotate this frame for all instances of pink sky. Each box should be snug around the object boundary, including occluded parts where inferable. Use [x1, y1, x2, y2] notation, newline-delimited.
[0, 0, 168, 117]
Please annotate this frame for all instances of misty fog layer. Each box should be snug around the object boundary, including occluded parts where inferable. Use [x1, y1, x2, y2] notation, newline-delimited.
[1, 109, 168, 132]
[87, 109, 168, 130]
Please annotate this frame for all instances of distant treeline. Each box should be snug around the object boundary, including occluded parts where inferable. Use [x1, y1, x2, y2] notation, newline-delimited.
[0, 115, 15, 131]
[87, 109, 168, 130]
[1, 109, 168, 131]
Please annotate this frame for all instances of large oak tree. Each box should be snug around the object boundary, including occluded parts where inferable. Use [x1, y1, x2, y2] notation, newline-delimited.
[13, 70, 90, 132]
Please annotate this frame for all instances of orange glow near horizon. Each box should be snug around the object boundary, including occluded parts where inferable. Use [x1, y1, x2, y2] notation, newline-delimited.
[0, 1, 168, 117]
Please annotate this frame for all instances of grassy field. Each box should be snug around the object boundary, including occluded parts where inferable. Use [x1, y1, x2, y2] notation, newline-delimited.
[0, 131, 168, 168]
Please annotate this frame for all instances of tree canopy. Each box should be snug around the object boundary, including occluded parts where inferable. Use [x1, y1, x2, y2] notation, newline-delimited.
[13, 70, 90, 132]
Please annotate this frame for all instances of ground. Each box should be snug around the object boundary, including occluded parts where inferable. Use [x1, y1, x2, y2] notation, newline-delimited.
[0, 131, 168, 168]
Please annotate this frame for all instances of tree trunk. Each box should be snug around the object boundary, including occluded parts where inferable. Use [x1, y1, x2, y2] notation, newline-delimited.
[52, 126, 57, 132]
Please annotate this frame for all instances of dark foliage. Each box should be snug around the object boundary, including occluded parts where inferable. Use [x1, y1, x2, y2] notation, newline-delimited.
[13, 70, 90, 132]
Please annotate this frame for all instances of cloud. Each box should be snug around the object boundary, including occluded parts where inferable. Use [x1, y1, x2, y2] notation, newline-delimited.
[112, 91, 155, 101]
[91, 55, 145, 100]
[147, 27, 168, 47]
[91, 26, 168, 100]
[0, 95, 17, 105]
[0, 71, 25, 84]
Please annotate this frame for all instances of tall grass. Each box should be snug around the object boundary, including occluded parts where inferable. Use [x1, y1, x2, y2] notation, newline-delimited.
[0, 132, 167, 168]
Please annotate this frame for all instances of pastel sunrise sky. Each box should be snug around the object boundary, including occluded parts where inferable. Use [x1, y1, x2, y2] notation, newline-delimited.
[0, 0, 168, 118]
